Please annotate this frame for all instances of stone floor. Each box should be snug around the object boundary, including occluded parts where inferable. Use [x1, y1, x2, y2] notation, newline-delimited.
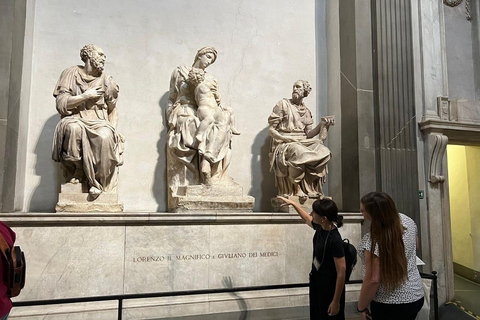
[450, 274, 480, 318]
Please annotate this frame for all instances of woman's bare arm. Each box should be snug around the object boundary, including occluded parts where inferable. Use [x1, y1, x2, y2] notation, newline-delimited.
[276, 196, 313, 228]
[328, 257, 346, 316]
[357, 250, 381, 311]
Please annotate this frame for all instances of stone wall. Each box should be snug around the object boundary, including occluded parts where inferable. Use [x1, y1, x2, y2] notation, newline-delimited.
[4, 212, 363, 319]
[17, 0, 326, 213]
[444, 1, 476, 100]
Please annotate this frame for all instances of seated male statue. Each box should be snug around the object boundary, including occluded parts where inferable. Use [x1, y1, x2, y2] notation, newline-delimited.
[52, 44, 124, 196]
[268, 80, 334, 199]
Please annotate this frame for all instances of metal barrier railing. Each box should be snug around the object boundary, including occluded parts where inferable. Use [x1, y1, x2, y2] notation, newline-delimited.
[13, 271, 438, 320]
[420, 271, 439, 320]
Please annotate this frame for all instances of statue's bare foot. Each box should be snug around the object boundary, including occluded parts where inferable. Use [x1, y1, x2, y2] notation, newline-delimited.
[319, 194, 332, 200]
[231, 127, 241, 135]
[297, 191, 308, 201]
[69, 178, 80, 184]
[70, 164, 83, 184]
[308, 192, 320, 198]
[89, 187, 102, 195]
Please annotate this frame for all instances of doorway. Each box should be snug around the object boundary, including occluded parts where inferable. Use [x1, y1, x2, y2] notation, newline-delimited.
[446, 144, 480, 316]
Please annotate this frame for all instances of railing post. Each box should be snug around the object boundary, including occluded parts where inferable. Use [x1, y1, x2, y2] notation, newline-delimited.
[432, 271, 438, 320]
[118, 298, 123, 320]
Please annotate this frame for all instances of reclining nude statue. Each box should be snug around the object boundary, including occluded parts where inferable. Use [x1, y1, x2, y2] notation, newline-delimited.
[268, 80, 334, 201]
[52, 44, 124, 200]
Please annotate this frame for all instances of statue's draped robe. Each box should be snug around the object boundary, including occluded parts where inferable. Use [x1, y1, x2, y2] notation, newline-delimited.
[268, 98, 331, 196]
[166, 66, 231, 181]
[52, 66, 123, 192]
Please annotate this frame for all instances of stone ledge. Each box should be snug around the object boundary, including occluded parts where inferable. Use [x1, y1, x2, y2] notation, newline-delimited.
[0, 212, 364, 226]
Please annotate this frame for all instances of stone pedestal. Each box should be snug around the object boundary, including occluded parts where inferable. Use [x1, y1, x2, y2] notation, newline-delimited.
[170, 182, 254, 212]
[271, 195, 317, 213]
[56, 183, 124, 212]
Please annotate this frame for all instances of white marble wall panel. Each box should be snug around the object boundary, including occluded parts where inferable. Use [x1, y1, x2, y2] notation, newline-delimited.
[7, 217, 363, 318]
[124, 225, 211, 293]
[123, 224, 318, 294]
[13, 226, 125, 301]
[284, 224, 315, 283]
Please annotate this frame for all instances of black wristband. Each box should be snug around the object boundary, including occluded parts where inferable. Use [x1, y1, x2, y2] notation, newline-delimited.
[357, 306, 368, 313]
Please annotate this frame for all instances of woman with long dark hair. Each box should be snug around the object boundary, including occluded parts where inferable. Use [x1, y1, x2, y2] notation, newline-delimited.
[357, 192, 424, 320]
[277, 196, 346, 319]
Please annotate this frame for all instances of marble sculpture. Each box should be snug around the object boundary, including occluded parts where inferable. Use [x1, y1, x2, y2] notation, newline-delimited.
[268, 80, 334, 200]
[52, 44, 124, 197]
[166, 47, 253, 212]
[166, 47, 239, 187]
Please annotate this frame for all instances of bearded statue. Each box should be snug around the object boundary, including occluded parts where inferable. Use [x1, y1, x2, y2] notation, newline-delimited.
[268, 80, 334, 200]
[52, 44, 124, 201]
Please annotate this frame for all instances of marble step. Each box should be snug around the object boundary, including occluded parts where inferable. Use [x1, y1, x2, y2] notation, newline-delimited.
[172, 196, 255, 212]
[176, 184, 245, 197]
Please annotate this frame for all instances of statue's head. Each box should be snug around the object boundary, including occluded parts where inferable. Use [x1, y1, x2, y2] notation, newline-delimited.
[188, 67, 205, 86]
[292, 80, 312, 100]
[80, 44, 106, 73]
[192, 46, 217, 69]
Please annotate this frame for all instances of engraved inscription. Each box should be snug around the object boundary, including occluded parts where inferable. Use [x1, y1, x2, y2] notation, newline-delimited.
[132, 251, 279, 263]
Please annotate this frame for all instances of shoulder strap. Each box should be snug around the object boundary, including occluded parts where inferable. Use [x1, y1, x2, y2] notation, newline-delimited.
[320, 230, 331, 265]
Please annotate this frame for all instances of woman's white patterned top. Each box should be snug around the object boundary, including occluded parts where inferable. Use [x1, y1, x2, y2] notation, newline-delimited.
[358, 213, 424, 304]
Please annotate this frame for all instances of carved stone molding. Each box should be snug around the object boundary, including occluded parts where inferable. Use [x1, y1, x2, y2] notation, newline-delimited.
[444, 0, 463, 7]
[437, 96, 450, 120]
[443, 0, 471, 20]
[428, 134, 448, 184]
[466, 0, 471, 20]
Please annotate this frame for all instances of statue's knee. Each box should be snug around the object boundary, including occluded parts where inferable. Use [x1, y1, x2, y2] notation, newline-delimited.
[97, 127, 113, 140]
[65, 123, 82, 136]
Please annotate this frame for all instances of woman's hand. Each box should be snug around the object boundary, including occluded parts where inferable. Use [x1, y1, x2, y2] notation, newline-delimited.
[360, 309, 372, 320]
[328, 301, 340, 316]
[277, 196, 313, 228]
[276, 196, 293, 207]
